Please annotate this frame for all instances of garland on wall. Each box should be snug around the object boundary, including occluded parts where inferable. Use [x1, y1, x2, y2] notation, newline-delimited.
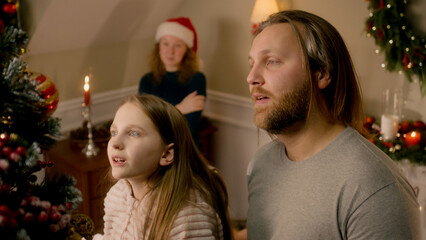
[365, 0, 426, 96]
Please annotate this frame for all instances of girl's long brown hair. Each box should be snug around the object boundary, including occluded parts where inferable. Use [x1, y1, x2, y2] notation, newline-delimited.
[149, 43, 200, 84]
[121, 94, 233, 240]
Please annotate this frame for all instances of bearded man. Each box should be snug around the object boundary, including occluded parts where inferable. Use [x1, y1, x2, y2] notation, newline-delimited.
[245, 10, 421, 240]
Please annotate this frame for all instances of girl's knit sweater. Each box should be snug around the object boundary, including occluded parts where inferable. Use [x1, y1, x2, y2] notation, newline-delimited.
[93, 179, 224, 240]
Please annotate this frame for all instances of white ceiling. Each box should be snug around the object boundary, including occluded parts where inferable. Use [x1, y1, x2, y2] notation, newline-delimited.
[26, 0, 183, 55]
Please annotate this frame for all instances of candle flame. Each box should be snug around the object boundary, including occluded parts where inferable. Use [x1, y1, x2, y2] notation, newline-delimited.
[84, 75, 90, 91]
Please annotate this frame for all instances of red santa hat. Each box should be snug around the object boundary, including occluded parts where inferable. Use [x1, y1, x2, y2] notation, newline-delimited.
[155, 17, 198, 53]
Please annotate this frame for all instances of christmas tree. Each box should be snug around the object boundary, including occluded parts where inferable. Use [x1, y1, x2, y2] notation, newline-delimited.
[1, 1, 90, 239]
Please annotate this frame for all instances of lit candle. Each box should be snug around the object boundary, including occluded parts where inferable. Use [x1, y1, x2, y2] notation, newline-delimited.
[84, 75, 90, 106]
[405, 131, 421, 147]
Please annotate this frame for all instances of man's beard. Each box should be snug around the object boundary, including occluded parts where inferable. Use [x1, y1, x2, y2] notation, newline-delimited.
[256, 80, 311, 134]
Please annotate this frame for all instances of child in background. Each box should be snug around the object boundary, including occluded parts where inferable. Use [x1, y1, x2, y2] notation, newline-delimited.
[139, 17, 206, 150]
[93, 94, 233, 240]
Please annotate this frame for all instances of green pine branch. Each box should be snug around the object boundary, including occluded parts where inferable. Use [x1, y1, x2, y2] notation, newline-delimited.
[365, 0, 426, 96]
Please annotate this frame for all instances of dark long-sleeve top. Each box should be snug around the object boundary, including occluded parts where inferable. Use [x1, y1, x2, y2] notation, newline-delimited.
[138, 71, 206, 148]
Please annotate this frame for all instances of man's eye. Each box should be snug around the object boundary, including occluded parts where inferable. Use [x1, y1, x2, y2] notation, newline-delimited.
[129, 131, 140, 137]
[248, 61, 254, 69]
[267, 59, 279, 65]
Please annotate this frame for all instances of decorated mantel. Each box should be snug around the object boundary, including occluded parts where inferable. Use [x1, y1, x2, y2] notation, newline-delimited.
[365, 0, 426, 229]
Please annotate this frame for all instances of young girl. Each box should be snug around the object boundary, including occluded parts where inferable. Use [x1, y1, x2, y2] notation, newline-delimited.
[138, 17, 206, 150]
[93, 94, 233, 240]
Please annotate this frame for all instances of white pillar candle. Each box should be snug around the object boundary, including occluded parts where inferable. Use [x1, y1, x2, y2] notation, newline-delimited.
[381, 114, 399, 141]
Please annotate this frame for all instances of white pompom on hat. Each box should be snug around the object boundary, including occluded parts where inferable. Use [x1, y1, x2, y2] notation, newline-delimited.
[155, 17, 198, 53]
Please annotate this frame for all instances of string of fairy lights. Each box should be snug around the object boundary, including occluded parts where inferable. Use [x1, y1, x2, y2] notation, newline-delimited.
[365, 0, 425, 96]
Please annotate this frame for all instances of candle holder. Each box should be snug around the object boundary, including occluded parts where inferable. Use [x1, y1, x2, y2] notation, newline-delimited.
[82, 103, 99, 158]
[380, 88, 403, 141]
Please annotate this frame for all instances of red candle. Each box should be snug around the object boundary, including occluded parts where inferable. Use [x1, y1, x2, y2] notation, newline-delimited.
[84, 75, 90, 106]
[405, 131, 421, 147]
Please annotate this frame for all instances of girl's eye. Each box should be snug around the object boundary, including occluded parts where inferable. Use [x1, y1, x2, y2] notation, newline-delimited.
[110, 130, 117, 137]
[129, 131, 140, 137]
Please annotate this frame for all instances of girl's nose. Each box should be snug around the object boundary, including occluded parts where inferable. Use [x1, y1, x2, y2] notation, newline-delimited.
[169, 46, 175, 54]
[109, 137, 124, 150]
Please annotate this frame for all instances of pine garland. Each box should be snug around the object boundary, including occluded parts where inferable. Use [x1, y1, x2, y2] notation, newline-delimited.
[365, 0, 426, 96]
[364, 116, 426, 165]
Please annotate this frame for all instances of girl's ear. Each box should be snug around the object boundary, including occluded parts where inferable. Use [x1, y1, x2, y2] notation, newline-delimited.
[316, 69, 331, 89]
[159, 143, 174, 166]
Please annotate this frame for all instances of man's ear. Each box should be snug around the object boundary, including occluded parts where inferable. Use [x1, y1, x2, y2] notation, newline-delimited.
[316, 70, 331, 90]
[159, 143, 174, 166]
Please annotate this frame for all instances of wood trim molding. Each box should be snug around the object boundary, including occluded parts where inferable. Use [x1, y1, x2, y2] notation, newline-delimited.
[53, 87, 257, 133]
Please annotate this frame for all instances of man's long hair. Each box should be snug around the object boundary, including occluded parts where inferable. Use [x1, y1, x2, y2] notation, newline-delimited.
[255, 10, 366, 135]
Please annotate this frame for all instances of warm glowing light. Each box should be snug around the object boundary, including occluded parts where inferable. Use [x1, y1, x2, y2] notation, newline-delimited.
[84, 76, 90, 91]
[405, 131, 421, 147]
[83, 75, 91, 106]
[250, 0, 279, 23]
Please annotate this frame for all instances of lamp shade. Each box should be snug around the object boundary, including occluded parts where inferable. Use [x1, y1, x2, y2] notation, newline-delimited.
[250, 0, 279, 23]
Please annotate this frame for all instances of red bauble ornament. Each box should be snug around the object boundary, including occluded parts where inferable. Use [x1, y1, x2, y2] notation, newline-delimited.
[0, 133, 10, 143]
[65, 202, 73, 210]
[2, 146, 12, 157]
[2, 3, 16, 15]
[412, 120, 426, 130]
[37, 211, 49, 222]
[9, 152, 20, 162]
[14, 146, 26, 156]
[27, 72, 59, 118]
[22, 212, 35, 222]
[51, 211, 62, 221]
[400, 120, 410, 133]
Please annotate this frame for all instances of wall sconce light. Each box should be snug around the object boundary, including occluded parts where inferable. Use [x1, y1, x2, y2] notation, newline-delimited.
[250, 0, 279, 34]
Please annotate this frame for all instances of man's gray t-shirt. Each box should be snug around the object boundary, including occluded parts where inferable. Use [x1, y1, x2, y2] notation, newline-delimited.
[247, 127, 421, 239]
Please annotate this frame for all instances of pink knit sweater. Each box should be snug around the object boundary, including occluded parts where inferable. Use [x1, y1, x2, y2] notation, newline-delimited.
[93, 180, 224, 240]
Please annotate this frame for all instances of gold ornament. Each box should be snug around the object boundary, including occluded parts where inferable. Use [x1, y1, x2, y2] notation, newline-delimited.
[27, 72, 59, 118]
[69, 213, 94, 239]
